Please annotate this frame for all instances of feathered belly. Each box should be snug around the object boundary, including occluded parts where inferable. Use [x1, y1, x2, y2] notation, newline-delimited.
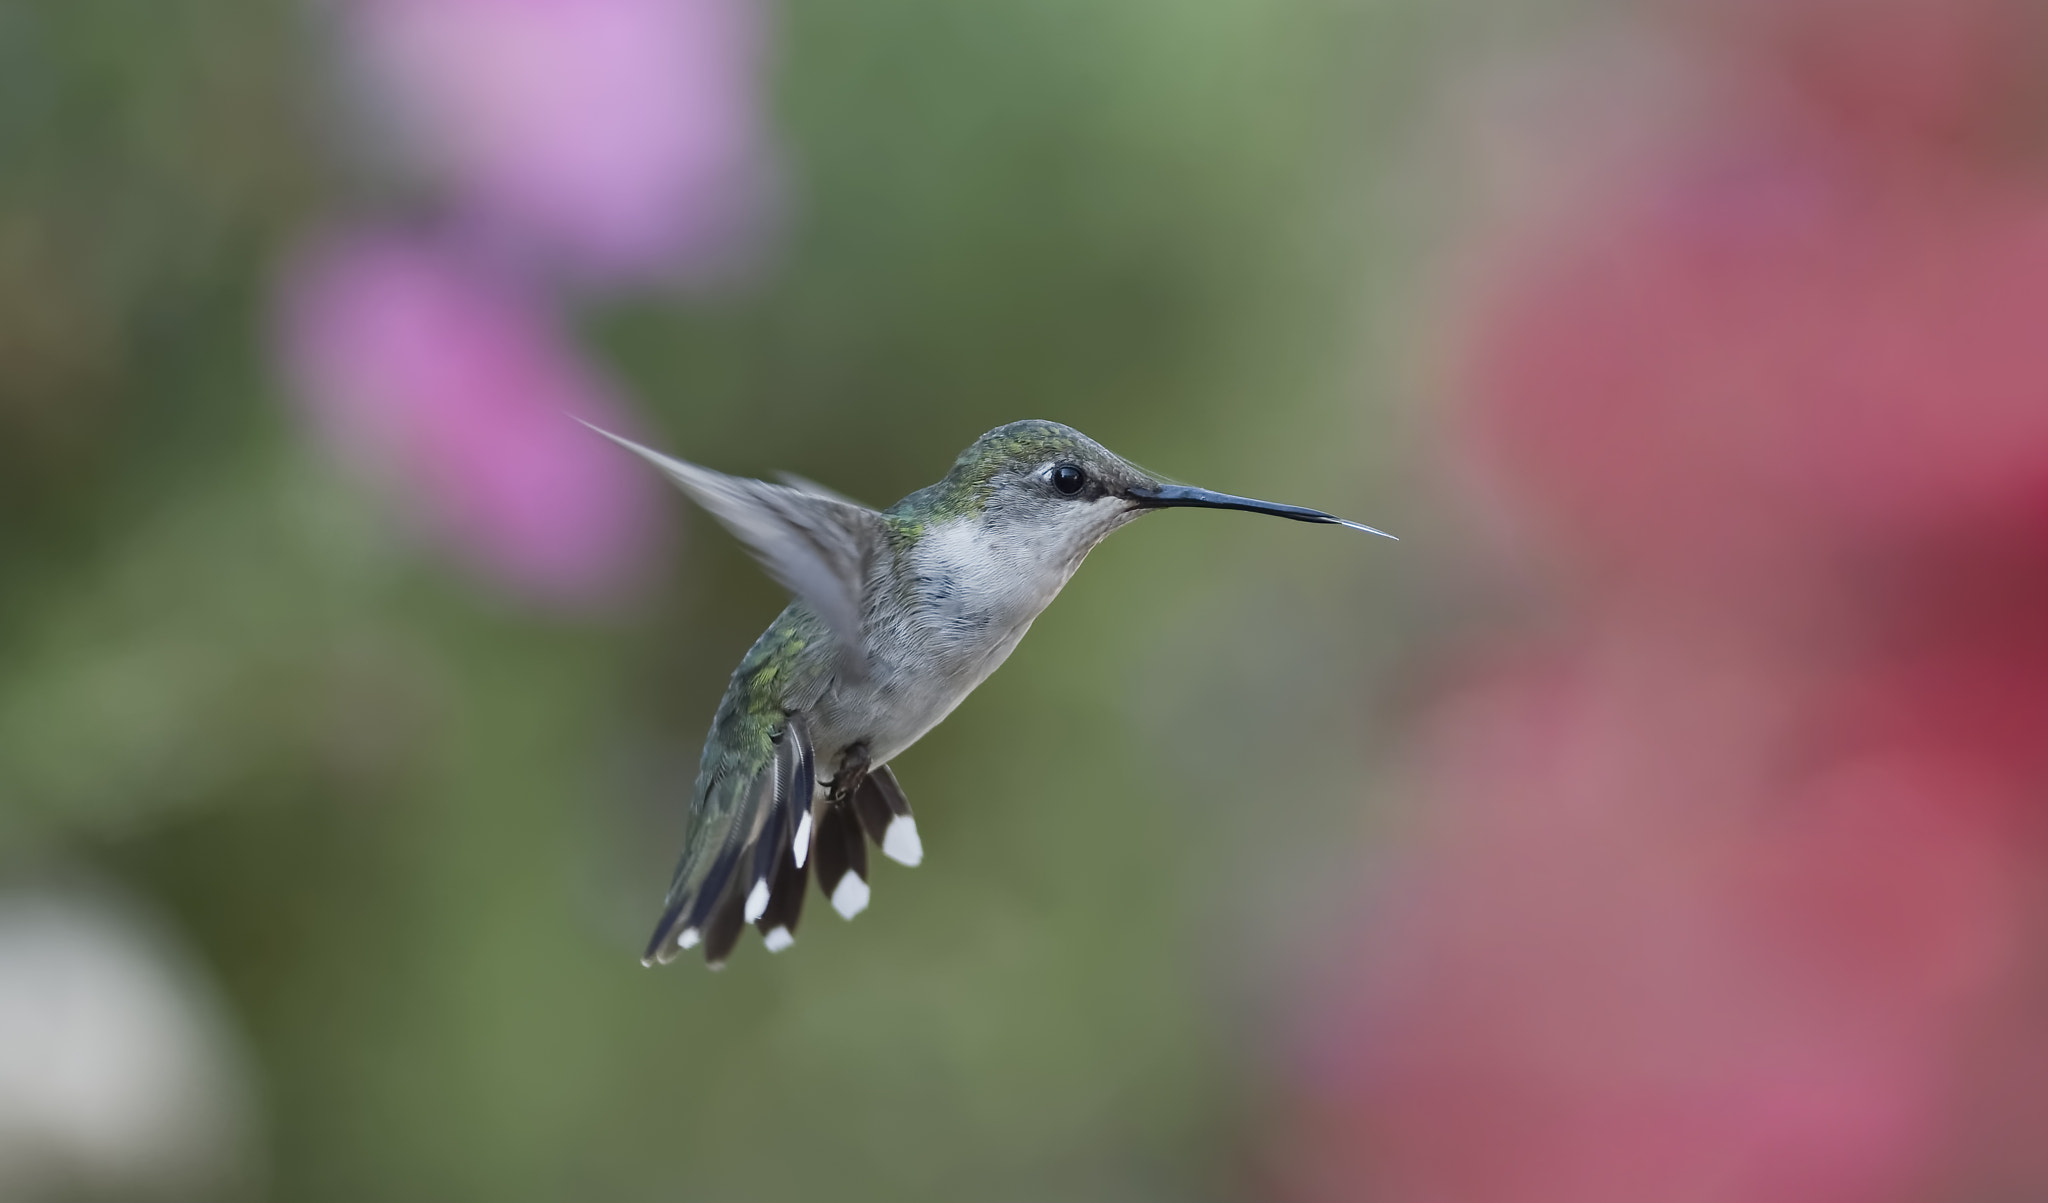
[809, 617, 1035, 772]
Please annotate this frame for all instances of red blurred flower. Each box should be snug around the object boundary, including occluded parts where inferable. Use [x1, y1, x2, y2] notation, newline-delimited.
[281, 232, 664, 609]
[1463, 163, 2048, 594]
[1687, 0, 2040, 163]
[1280, 1, 2048, 1199]
[1284, 609, 2048, 1203]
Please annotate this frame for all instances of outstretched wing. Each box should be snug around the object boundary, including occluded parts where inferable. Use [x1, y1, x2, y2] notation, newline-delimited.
[580, 422, 883, 666]
[643, 715, 819, 969]
[775, 471, 865, 509]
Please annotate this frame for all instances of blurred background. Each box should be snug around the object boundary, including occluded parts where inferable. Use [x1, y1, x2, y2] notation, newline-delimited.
[5, 0, 2048, 1200]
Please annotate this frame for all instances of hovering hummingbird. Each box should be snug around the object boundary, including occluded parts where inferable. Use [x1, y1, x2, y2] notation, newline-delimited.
[587, 419, 1393, 969]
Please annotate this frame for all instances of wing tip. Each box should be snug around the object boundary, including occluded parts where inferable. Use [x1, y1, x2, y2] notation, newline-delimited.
[574, 416, 704, 485]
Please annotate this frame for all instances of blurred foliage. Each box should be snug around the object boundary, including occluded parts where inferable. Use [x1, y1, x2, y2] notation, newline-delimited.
[0, 0, 1444, 1198]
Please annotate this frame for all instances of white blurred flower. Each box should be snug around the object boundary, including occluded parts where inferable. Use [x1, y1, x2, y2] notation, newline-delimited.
[0, 889, 259, 1200]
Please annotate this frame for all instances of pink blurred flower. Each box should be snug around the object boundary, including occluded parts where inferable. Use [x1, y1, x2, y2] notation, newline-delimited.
[281, 231, 664, 609]
[1687, 0, 2040, 162]
[1462, 176, 2048, 594]
[346, 0, 777, 285]
[1279, 1, 2048, 1199]
[1282, 610, 2048, 1203]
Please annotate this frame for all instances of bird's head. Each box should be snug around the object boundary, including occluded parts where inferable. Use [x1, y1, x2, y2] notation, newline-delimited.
[890, 420, 1392, 570]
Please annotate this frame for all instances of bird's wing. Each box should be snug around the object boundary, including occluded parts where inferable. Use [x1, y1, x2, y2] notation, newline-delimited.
[581, 423, 882, 665]
[643, 715, 818, 968]
[775, 471, 865, 509]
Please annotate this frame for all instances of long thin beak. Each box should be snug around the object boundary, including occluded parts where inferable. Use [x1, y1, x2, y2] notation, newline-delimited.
[1125, 483, 1397, 540]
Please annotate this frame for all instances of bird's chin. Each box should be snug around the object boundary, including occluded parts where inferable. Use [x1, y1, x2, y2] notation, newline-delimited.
[1102, 501, 1154, 536]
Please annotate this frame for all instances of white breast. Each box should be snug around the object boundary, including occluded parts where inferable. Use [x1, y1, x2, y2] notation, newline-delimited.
[912, 518, 1074, 642]
[841, 518, 1078, 763]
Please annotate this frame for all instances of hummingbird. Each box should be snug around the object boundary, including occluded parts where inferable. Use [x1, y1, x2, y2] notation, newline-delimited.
[587, 419, 1393, 969]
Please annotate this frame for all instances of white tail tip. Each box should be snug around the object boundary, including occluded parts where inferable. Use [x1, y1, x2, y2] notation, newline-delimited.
[743, 879, 770, 924]
[793, 812, 813, 867]
[676, 927, 700, 950]
[830, 872, 871, 920]
[882, 816, 923, 867]
[762, 926, 794, 953]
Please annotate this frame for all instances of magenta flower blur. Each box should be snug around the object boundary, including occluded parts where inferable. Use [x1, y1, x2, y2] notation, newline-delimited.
[348, 0, 776, 285]
[282, 233, 664, 608]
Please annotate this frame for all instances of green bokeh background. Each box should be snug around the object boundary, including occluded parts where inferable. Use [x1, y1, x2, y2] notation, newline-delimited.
[0, 1, 1465, 1198]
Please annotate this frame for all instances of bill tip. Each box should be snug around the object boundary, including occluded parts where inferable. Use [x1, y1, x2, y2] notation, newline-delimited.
[1338, 519, 1398, 540]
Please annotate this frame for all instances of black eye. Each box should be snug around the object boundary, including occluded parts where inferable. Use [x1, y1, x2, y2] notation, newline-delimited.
[1050, 463, 1086, 496]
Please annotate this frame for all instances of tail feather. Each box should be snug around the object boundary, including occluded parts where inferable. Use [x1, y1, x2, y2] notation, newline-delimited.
[791, 730, 817, 864]
[850, 772, 892, 846]
[742, 811, 782, 926]
[812, 797, 871, 920]
[681, 799, 758, 932]
[643, 820, 748, 966]
[813, 798, 853, 897]
[854, 764, 923, 867]
[641, 896, 691, 966]
[752, 722, 812, 952]
[643, 725, 919, 969]
[700, 872, 749, 969]
[645, 714, 831, 968]
[755, 840, 808, 952]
